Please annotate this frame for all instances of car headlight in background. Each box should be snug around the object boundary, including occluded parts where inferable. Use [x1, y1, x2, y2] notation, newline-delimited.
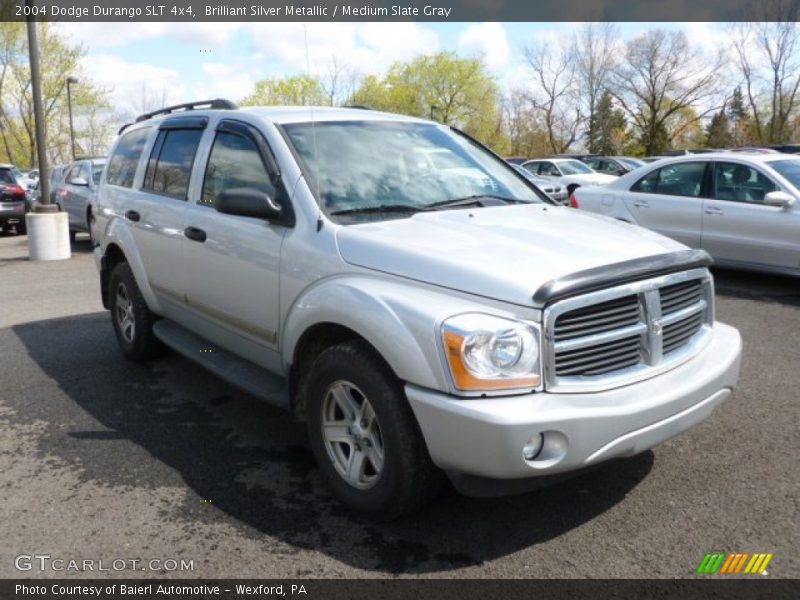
[441, 314, 541, 391]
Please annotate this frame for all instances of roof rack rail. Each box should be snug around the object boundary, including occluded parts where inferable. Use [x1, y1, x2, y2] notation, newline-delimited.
[344, 104, 372, 110]
[134, 98, 238, 123]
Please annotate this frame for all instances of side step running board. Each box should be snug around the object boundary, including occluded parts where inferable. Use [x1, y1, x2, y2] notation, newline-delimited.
[153, 319, 289, 408]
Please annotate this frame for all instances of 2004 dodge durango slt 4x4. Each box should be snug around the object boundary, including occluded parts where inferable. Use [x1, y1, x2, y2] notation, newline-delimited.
[94, 100, 742, 518]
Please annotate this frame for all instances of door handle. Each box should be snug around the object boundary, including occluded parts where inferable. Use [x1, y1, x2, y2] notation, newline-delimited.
[184, 226, 207, 243]
[704, 207, 723, 216]
[125, 210, 140, 222]
[633, 200, 650, 208]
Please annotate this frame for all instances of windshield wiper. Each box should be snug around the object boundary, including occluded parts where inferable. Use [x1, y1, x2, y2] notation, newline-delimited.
[422, 194, 525, 211]
[330, 204, 424, 216]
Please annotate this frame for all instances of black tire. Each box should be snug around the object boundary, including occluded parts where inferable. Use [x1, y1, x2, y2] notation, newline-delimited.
[108, 262, 164, 361]
[69, 229, 76, 243]
[16, 220, 26, 235]
[87, 209, 96, 246]
[305, 340, 444, 519]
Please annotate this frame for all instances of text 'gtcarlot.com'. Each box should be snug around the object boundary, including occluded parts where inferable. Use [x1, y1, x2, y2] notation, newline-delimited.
[14, 554, 194, 572]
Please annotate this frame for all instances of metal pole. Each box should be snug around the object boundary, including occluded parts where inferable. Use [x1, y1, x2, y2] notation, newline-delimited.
[25, 8, 54, 210]
[67, 79, 76, 161]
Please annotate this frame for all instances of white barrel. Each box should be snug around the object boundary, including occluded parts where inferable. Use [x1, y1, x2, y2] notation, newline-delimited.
[26, 212, 71, 261]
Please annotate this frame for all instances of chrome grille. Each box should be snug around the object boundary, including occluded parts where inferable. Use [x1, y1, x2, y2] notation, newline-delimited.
[543, 269, 713, 393]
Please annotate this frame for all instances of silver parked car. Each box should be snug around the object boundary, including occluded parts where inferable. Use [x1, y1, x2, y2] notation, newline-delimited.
[94, 101, 741, 517]
[510, 163, 568, 204]
[55, 157, 106, 243]
[521, 158, 617, 195]
[572, 153, 800, 277]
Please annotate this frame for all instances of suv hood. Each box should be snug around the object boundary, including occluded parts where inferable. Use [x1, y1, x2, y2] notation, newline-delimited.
[336, 204, 685, 307]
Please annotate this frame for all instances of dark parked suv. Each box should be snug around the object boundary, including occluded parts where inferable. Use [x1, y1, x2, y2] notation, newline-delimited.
[0, 164, 28, 235]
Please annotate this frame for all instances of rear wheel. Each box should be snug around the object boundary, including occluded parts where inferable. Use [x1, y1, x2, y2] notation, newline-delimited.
[69, 230, 76, 243]
[16, 220, 26, 235]
[305, 340, 444, 519]
[109, 262, 164, 361]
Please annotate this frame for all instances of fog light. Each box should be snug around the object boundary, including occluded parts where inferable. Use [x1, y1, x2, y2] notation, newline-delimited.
[522, 434, 544, 461]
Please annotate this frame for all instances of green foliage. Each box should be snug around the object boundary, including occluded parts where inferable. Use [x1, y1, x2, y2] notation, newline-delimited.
[352, 52, 505, 148]
[0, 22, 111, 168]
[588, 91, 627, 154]
[240, 75, 327, 106]
[705, 110, 733, 148]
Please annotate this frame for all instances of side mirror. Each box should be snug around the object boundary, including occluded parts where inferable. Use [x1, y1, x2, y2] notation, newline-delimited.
[763, 190, 795, 208]
[214, 186, 282, 220]
[70, 177, 88, 186]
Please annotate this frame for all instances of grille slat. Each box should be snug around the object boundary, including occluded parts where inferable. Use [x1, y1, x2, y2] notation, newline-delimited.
[660, 280, 704, 314]
[556, 338, 641, 370]
[549, 273, 710, 383]
[554, 294, 640, 341]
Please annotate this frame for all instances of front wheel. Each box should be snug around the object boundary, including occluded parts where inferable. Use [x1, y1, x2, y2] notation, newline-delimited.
[109, 262, 164, 361]
[16, 220, 26, 235]
[305, 340, 444, 519]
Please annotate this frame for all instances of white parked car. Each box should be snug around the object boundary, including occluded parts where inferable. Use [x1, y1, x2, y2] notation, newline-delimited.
[521, 158, 617, 195]
[571, 153, 800, 277]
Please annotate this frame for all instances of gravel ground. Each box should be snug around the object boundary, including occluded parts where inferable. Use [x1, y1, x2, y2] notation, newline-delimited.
[0, 232, 797, 579]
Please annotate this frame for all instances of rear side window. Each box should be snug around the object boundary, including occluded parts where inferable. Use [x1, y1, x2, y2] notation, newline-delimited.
[107, 128, 149, 188]
[0, 169, 15, 184]
[631, 162, 708, 198]
[143, 129, 203, 200]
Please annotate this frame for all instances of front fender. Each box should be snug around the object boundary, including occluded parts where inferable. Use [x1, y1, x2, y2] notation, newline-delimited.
[282, 276, 518, 393]
[101, 217, 163, 315]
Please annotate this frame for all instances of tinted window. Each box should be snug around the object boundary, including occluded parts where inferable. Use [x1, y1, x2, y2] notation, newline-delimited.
[79, 163, 91, 181]
[631, 162, 707, 198]
[107, 128, 149, 188]
[201, 132, 273, 207]
[144, 129, 203, 200]
[92, 164, 104, 185]
[65, 165, 81, 183]
[714, 162, 777, 203]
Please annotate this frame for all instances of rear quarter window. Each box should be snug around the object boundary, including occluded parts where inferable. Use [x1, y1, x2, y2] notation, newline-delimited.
[106, 128, 150, 188]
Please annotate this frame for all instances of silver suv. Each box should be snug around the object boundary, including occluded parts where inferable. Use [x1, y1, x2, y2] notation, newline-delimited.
[95, 100, 742, 518]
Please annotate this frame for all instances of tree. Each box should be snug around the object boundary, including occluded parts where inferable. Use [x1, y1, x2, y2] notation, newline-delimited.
[240, 75, 327, 106]
[731, 18, 800, 144]
[610, 29, 723, 155]
[351, 52, 504, 147]
[523, 43, 582, 154]
[0, 22, 109, 167]
[706, 109, 733, 148]
[573, 23, 619, 153]
[319, 57, 361, 107]
[590, 91, 628, 155]
[727, 86, 751, 146]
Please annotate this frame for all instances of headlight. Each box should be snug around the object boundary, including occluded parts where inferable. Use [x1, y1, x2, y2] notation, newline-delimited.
[441, 313, 541, 391]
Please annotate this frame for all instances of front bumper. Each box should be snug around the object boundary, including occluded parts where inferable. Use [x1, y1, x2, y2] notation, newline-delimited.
[406, 321, 741, 480]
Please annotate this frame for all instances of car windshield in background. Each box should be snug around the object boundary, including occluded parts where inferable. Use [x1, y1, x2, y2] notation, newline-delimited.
[619, 158, 645, 169]
[559, 160, 594, 175]
[0, 169, 16, 184]
[92, 164, 105, 185]
[282, 120, 543, 221]
[767, 159, 800, 190]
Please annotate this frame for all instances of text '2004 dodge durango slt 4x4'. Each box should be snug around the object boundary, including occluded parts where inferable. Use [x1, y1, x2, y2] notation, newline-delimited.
[94, 100, 742, 518]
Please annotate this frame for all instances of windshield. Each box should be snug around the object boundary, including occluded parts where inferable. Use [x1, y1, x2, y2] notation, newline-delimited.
[558, 160, 594, 175]
[11, 166, 23, 180]
[619, 157, 645, 169]
[282, 120, 543, 221]
[767, 159, 800, 190]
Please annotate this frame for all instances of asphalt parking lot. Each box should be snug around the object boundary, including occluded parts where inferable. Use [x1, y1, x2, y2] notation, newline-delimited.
[0, 231, 798, 579]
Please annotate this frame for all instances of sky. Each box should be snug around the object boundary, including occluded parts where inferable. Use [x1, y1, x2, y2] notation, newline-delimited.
[52, 22, 727, 117]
